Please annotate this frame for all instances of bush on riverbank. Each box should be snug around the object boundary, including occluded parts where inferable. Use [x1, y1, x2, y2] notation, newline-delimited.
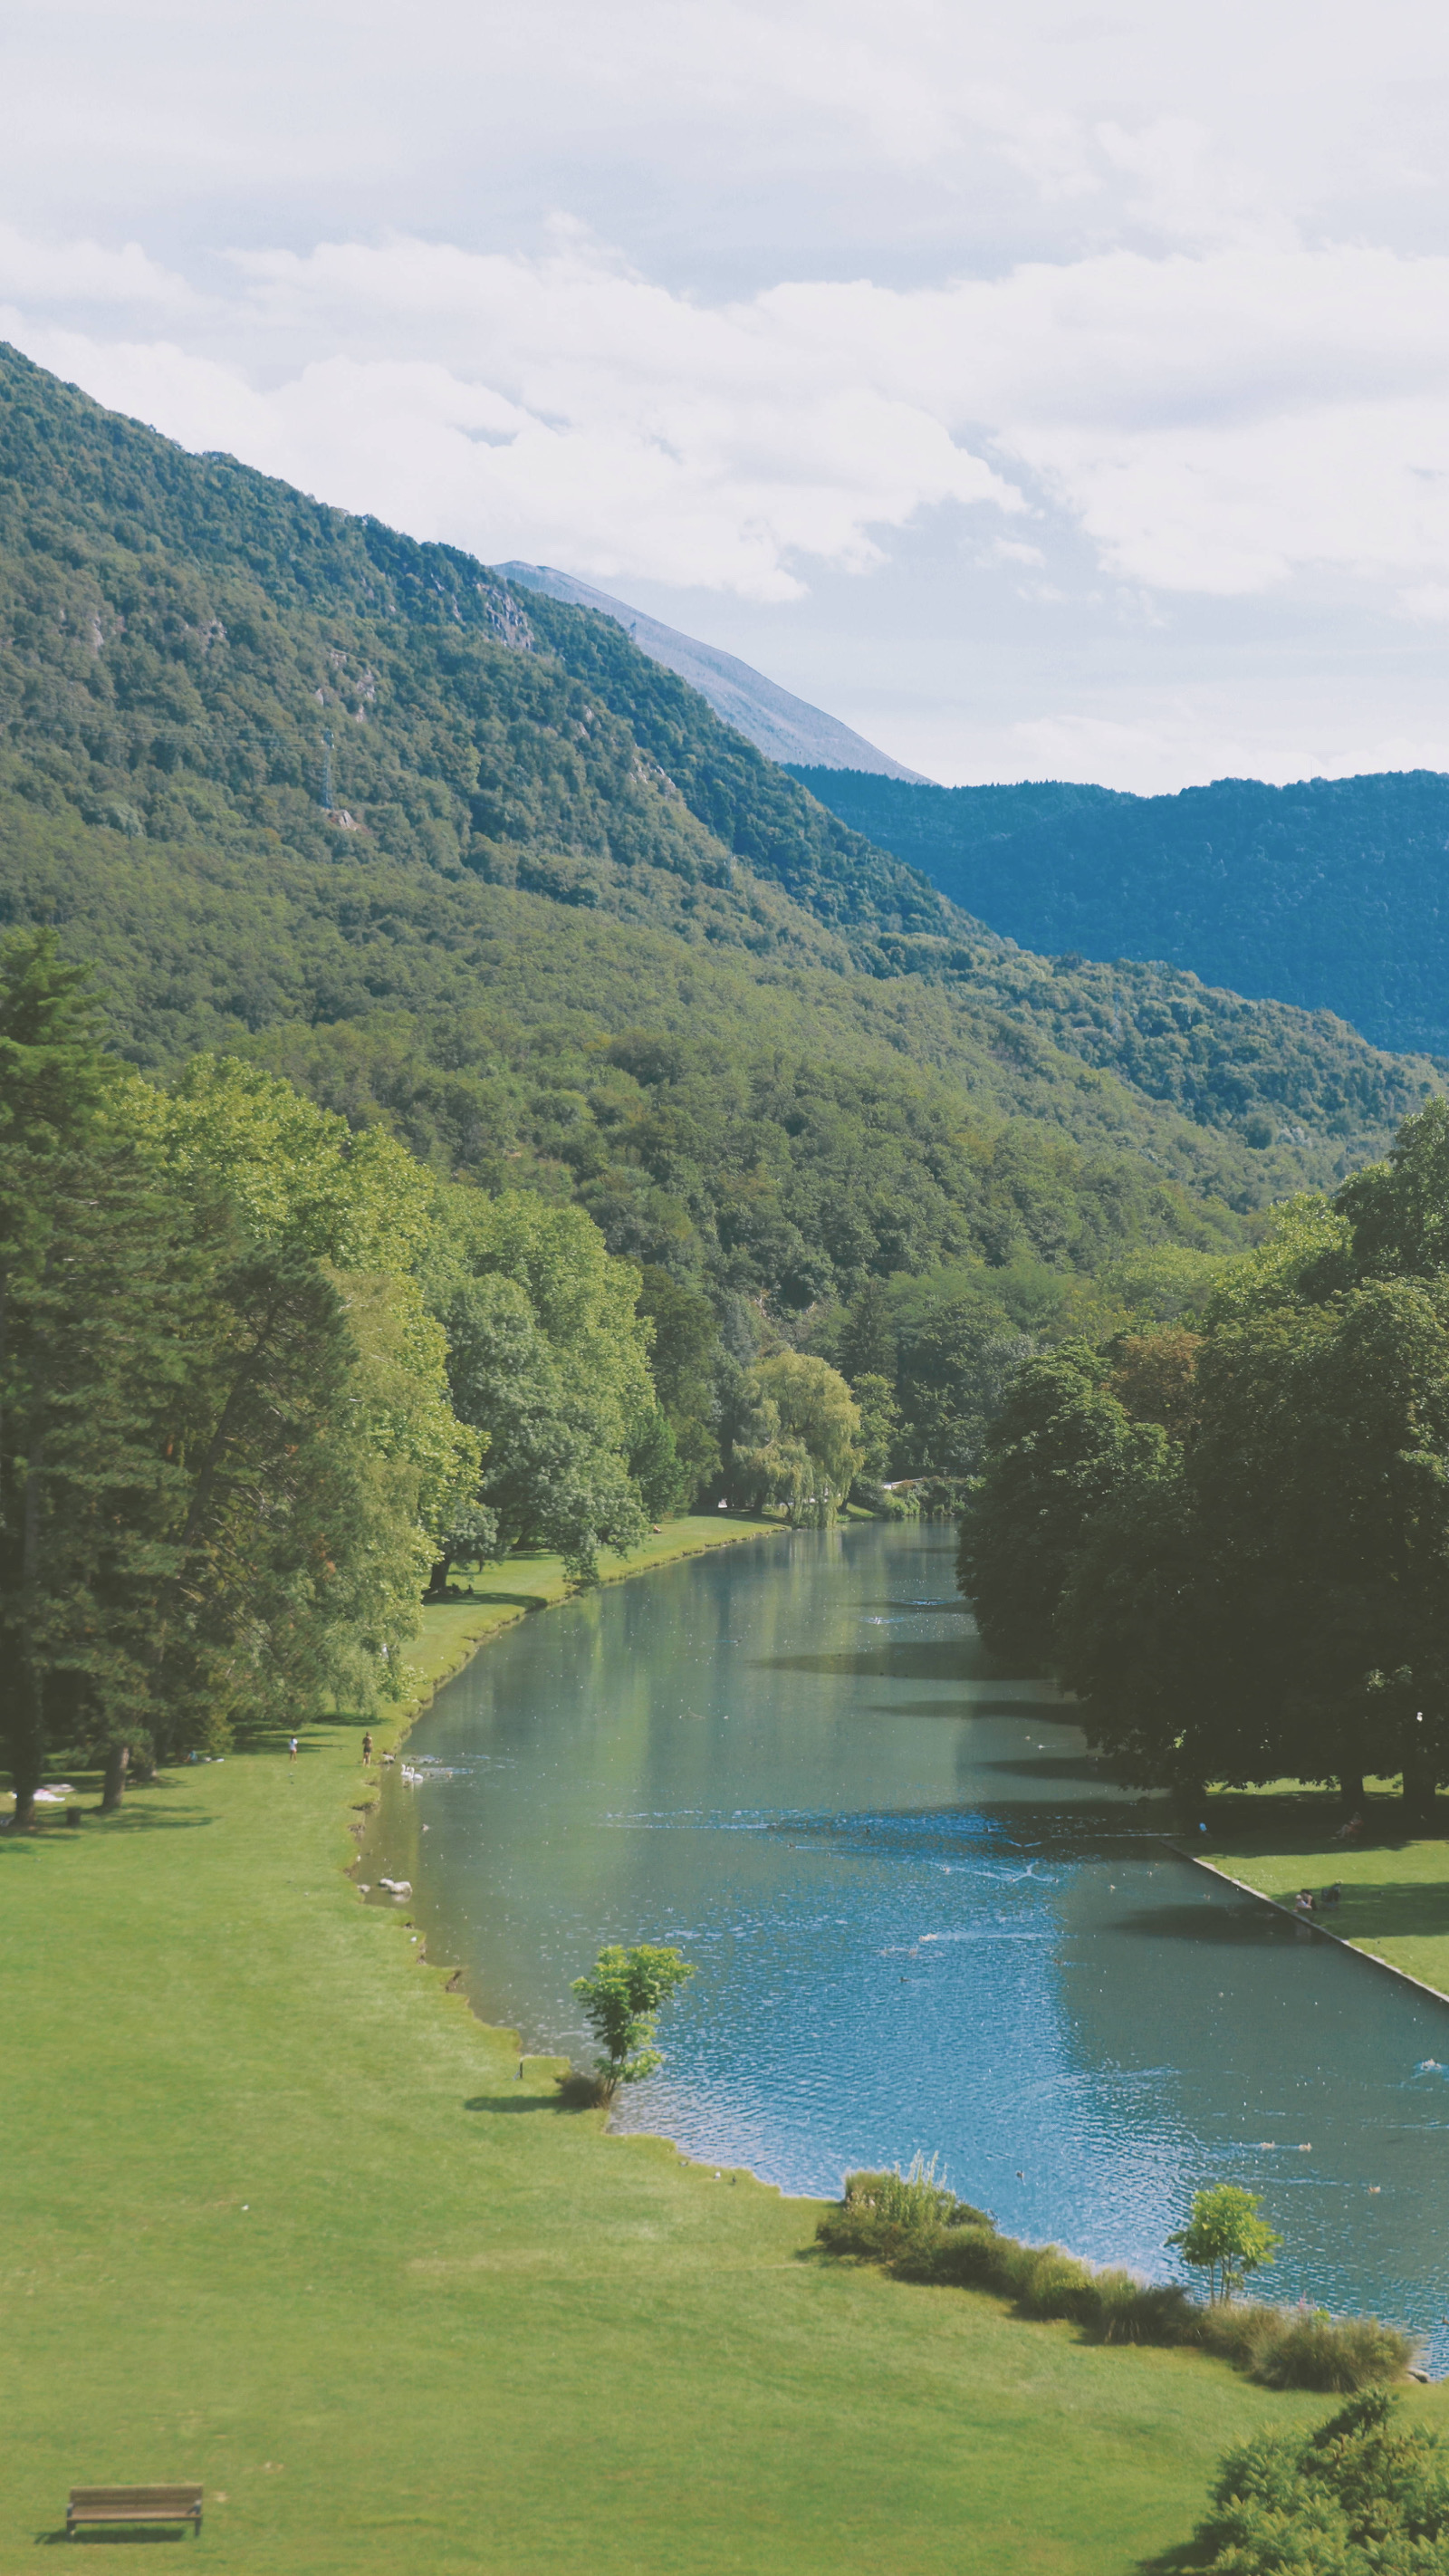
[1191, 2389, 1449, 2574]
[818, 2171, 1417, 2391]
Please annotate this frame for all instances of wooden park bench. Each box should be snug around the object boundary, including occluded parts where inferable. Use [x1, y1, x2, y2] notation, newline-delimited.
[67, 2484, 203, 2536]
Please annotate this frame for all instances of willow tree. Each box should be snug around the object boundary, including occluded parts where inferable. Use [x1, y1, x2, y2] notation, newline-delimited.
[729, 1350, 862, 1525]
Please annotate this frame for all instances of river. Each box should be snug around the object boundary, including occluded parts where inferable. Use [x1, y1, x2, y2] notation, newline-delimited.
[369, 1519, 1449, 2362]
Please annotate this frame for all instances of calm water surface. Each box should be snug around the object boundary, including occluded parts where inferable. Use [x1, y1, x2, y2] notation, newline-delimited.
[371, 1522, 1449, 2361]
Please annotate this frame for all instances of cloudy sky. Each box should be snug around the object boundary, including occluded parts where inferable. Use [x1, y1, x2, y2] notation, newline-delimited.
[7, 0, 1449, 788]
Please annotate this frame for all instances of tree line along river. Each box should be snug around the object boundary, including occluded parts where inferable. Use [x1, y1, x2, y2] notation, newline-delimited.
[368, 1520, 1449, 2366]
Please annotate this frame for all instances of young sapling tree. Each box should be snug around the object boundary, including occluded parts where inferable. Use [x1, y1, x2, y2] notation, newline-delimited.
[569, 1944, 696, 2101]
[1168, 2185, 1282, 2302]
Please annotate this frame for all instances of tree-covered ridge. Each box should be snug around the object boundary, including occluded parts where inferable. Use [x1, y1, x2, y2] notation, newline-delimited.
[797, 763, 1449, 1061]
[244, 1006, 1239, 1313]
[0, 341, 956, 970]
[0, 340, 1435, 1195]
[1, 786, 1390, 1222]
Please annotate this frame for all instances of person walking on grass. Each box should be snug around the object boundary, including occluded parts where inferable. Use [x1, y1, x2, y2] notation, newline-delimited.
[361, 1731, 373, 1765]
[288, 1735, 299, 1764]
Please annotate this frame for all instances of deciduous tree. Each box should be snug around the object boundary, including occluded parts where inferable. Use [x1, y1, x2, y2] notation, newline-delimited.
[1169, 2186, 1281, 2304]
[570, 1943, 696, 2099]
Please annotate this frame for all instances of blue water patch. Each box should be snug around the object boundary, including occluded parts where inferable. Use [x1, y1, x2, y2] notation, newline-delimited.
[373, 1522, 1449, 2367]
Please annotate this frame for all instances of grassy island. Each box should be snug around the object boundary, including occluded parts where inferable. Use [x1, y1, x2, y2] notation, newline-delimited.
[0, 1530, 1388, 2574]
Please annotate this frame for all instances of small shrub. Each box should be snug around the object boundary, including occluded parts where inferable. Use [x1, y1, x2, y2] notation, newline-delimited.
[1197, 2299, 1289, 2378]
[899, 2225, 1003, 2291]
[1088, 2270, 1199, 2347]
[816, 2202, 917, 2263]
[823, 2158, 991, 2264]
[845, 2157, 957, 2233]
[554, 2067, 614, 2110]
[1012, 2246, 1097, 2321]
[1252, 2310, 1415, 2393]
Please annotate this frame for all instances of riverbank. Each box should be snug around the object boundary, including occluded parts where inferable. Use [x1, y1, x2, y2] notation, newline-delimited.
[1, 1556, 1410, 2574]
[1194, 1784, 1449, 2004]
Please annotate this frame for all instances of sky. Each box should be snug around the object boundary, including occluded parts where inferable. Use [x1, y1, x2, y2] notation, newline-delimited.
[7, 1, 1449, 789]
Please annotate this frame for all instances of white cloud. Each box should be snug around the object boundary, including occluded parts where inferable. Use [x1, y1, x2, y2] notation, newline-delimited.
[0, 226, 195, 312]
[9, 1, 1449, 783]
[18, 222, 1449, 614]
[7, 238, 1017, 600]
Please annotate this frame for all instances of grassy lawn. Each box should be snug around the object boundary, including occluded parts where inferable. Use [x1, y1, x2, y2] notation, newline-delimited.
[1193, 1782, 1449, 2002]
[1, 1523, 1409, 2572]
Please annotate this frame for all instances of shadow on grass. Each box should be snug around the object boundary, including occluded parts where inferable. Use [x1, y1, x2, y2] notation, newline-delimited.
[1135, 2541, 1216, 2576]
[463, 2092, 571, 2116]
[233, 1711, 362, 1751]
[459, 1589, 552, 1613]
[85, 1808, 214, 1835]
[1206, 1790, 1444, 1850]
[1325, 1881, 1449, 1942]
[3, 1805, 214, 1845]
[38, 2532, 189, 2547]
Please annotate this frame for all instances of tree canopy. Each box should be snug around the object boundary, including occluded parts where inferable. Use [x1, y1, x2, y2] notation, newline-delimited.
[961, 1100, 1449, 1813]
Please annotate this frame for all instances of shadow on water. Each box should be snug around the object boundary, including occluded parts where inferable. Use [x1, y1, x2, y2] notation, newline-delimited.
[1111, 1900, 1300, 1947]
[977, 1754, 1115, 1783]
[861, 1697, 1070, 1723]
[753, 1639, 999, 1683]
[769, 1802, 1163, 1865]
[856, 1597, 979, 1617]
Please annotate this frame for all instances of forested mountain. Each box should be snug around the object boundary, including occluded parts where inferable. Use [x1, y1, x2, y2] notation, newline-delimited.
[794, 766, 1449, 1059]
[0, 336, 1442, 1485]
[0, 347, 1434, 1171]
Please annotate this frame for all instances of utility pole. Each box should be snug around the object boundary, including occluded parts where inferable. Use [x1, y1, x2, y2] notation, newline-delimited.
[320, 729, 334, 813]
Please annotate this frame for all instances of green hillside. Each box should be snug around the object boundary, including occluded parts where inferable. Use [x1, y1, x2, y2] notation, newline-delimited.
[0, 341, 1439, 1324]
[794, 764, 1449, 1061]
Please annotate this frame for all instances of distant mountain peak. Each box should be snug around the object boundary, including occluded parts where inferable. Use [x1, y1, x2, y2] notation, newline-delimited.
[497, 562, 929, 783]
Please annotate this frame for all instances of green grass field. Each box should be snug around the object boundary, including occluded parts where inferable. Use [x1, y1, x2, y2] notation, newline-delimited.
[2, 1523, 1405, 2573]
[1196, 1782, 1449, 2001]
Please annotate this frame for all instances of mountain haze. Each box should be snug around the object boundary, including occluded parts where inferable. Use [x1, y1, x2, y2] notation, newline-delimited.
[796, 767, 1449, 1059]
[501, 561, 927, 780]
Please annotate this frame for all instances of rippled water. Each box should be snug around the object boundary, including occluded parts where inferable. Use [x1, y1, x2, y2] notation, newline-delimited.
[370, 1521, 1449, 2362]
